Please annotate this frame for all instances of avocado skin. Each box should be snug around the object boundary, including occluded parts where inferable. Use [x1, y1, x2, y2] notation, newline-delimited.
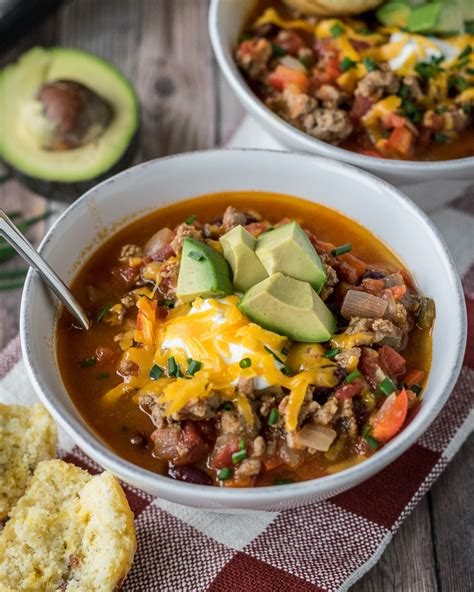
[7, 129, 140, 203]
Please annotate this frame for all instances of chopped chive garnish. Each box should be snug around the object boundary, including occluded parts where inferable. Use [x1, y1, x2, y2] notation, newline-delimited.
[186, 359, 202, 375]
[331, 243, 352, 257]
[325, 347, 340, 359]
[435, 105, 448, 114]
[185, 214, 197, 225]
[272, 43, 287, 57]
[168, 356, 180, 377]
[264, 346, 284, 364]
[399, 84, 410, 99]
[149, 364, 163, 380]
[218, 467, 232, 480]
[274, 478, 293, 485]
[346, 370, 361, 383]
[96, 371, 110, 380]
[97, 303, 112, 322]
[188, 250, 204, 261]
[238, 438, 245, 451]
[268, 408, 279, 426]
[411, 384, 422, 395]
[340, 57, 356, 72]
[379, 376, 396, 396]
[281, 347, 289, 356]
[330, 23, 344, 38]
[458, 44, 472, 60]
[238, 33, 252, 43]
[159, 299, 174, 308]
[79, 356, 96, 368]
[363, 57, 377, 71]
[239, 357, 251, 368]
[433, 132, 447, 143]
[363, 425, 379, 449]
[231, 450, 247, 464]
[463, 103, 472, 115]
[222, 402, 233, 411]
[0, 268, 28, 279]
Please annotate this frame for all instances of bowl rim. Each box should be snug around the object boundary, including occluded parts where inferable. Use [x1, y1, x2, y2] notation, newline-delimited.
[208, 0, 474, 173]
[20, 148, 467, 506]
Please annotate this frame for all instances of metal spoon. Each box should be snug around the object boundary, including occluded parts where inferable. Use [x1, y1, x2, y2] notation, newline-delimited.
[0, 209, 90, 330]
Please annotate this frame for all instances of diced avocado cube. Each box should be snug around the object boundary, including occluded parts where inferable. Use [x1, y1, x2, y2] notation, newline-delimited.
[431, 0, 464, 35]
[219, 225, 268, 292]
[407, 3, 442, 32]
[376, 2, 411, 27]
[176, 238, 233, 303]
[239, 273, 336, 343]
[255, 222, 326, 293]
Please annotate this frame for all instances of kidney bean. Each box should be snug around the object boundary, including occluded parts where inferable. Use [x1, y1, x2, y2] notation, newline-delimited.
[168, 464, 212, 486]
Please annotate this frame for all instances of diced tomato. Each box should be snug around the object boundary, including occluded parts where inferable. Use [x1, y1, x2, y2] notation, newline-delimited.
[276, 30, 307, 56]
[335, 378, 364, 400]
[378, 345, 406, 378]
[151, 421, 211, 466]
[385, 284, 407, 301]
[245, 222, 269, 237]
[268, 65, 310, 93]
[403, 368, 425, 388]
[371, 389, 408, 443]
[349, 96, 373, 122]
[210, 437, 240, 469]
[382, 112, 407, 130]
[325, 56, 342, 83]
[386, 126, 415, 158]
[334, 260, 359, 284]
[358, 278, 385, 296]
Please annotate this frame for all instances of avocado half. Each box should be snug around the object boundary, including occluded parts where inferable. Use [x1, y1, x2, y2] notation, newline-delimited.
[0, 47, 139, 201]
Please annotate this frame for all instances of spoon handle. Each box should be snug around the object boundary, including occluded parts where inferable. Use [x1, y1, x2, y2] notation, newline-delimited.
[0, 209, 90, 330]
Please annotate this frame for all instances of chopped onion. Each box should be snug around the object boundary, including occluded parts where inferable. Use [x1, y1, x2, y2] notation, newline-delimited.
[144, 227, 174, 257]
[292, 424, 337, 452]
[341, 290, 388, 320]
[280, 55, 306, 72]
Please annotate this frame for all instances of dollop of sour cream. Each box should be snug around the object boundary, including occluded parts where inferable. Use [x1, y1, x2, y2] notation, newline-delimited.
[388, 32, 459, 71]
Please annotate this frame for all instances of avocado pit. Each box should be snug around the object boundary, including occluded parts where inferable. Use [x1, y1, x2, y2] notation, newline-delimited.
[33, 80, 112, 150]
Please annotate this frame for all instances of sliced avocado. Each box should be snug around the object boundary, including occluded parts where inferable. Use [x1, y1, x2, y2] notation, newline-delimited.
[239, 273, 336, 343]
[376, 2, 411, 27]
[255, 222, 326, 293]
[0, 47, 139, 201]
[407, 3, 442, 32]
[462, 0, 474, 21]
[177, 238, 233, 303]
[219, 225, 267, 292]
[430, 0, 464, 35]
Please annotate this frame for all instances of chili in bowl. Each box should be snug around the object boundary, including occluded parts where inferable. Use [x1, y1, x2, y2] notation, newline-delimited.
[20, 150, 466, 510]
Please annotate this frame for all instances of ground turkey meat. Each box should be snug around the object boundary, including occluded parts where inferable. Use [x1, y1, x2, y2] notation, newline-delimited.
[314, 84, 348, 108]
[355, 70, 400, 101]
[222, 206, 247, 229]
[170, 223, 202, 254]
[283, 87, 318, 119]
[236, 38, 272, 80]
[402, 75, 424, 101]
[303, 108, 353, 144]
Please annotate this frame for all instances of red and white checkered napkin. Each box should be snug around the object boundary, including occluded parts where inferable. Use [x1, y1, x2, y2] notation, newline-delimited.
[1, 136, 473, 592]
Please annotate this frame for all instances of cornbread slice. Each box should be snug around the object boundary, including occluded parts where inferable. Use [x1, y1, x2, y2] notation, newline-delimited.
[0, 460, 136, 591]
[0, 402, 57, 520]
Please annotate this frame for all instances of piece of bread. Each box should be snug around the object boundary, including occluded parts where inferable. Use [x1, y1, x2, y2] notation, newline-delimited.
[284, 0, 383, 16]
[0, 402, 58, 520]
[0, 459, 136, 591]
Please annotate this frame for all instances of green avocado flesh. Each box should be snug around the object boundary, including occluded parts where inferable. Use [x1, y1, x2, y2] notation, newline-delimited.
[0, 47, 139, 182]
[256, 222, 326, 293]
[239, 273, 336, 343]
[219, 225, 268, 292]
[177, 238, 233, 303]
[377, 0, 470, 34]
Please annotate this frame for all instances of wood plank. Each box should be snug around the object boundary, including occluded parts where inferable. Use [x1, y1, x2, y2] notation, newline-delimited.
[429, 435, 474, 592]
[351, 496, 438, 591]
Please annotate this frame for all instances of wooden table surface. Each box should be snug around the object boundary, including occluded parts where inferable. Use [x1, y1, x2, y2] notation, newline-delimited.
[0, 2, 472, 590]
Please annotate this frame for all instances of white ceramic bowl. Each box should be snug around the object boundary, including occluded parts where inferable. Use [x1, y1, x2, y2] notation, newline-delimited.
[20, 149, 466, 511]
[209, 0, 474, 211]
